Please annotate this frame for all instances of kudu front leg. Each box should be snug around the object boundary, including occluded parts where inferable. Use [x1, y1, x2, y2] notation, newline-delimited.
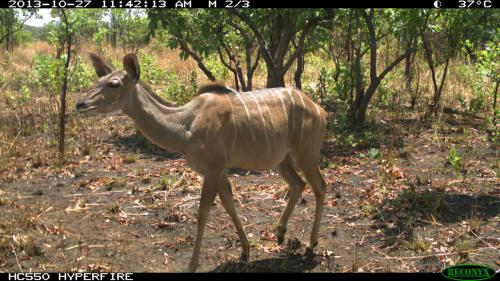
[218, 175, 249, 262]
[187, 174, 218, 272]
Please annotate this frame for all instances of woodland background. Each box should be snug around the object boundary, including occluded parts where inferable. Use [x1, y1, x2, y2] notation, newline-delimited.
[0, 9, 498, 272]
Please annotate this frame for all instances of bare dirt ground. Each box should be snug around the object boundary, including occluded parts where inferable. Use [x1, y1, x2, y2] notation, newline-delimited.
[0, 107, 498, 272]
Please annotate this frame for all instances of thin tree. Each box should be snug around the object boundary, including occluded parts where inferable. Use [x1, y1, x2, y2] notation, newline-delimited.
[58, 9, 74, 161]
[347, 9, 418, 127]
[421, 10, 469, 118]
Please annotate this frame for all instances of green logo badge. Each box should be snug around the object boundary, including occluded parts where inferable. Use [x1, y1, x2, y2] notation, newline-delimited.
[442, 264, 497, 281]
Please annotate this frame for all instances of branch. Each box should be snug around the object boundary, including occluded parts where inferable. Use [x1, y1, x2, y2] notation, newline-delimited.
[217, 46, 235, 72]
[360, 31, 389, 57]
[437, 56, 450, 97]
[283, 13, 332, 73]
[227, 19, 252, 45]
[251, 49, 261, 74]
[173, 32, 216, 81]
[377, 47, 415, 82]
[227, 9, 276, 70]
[222, 41, 238, 65]
[291, 34, 298, 49]
[228, 17, 260, 88]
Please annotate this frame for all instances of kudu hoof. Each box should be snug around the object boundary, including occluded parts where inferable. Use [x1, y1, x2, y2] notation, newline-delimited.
[274, 225, 286, 245]
[277, 234, 285, 245]
[186, 263, 198, 272]
[305, 242, 318, 257]
[240, 252, 249, 262]
[305, 247, 315, 258]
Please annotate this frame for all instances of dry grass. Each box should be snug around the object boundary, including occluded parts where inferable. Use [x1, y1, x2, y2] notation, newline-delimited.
[0, 40, 200, 177]
[78, 41, 201, 84]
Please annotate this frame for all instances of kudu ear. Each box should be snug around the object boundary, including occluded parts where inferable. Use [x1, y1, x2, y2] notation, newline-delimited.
[123, 53, 140, 84]
[89, 53, 114, 77]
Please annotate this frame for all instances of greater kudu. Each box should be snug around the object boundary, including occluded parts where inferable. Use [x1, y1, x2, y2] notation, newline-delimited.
[76, 53, 328, 272]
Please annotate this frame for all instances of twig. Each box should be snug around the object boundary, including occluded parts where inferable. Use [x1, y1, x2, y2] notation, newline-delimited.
[74, 235, 83, 271]
[65, 243, 88, 251]
[10, 243, 23, 271]
[169, 172, 186, 193]
[243, 223, 256, 229]
[6, 131, 21, 154]
[469, 230, 498, 250]
[62, 190, 127, 198]
[88, 244, 107, 249]
[121, 212, 150, 216]
[379, 246, 496, 260]
[174, 195, 200, 208]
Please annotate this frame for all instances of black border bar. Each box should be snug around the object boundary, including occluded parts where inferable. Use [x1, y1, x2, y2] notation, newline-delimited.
[0, 272, 450, 281]
[2, 0, 499, 9]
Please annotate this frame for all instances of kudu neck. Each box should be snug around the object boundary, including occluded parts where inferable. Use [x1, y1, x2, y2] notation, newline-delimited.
[121, 84, 189, 154]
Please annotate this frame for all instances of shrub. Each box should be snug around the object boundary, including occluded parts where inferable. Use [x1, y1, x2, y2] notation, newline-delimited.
[161, 71, 197, 105]
[139, 50, 165, 85]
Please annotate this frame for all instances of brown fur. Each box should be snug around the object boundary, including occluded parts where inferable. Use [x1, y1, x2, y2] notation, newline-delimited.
[196, 82, 236, 95]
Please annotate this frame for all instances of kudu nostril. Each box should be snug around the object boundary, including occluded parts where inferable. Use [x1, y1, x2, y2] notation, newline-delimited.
[76, 101, 86, 110]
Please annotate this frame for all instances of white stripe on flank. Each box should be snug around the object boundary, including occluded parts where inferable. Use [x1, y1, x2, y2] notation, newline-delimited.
[260, 93, 276, 152]
[296, 90, 306, 143]
[286, 90, 296, 134]
[235, 92, 256, 141]
[250, 93, 271, 153]
[224, 95, 238, 148]
[260, 92, 275, 132]
[275, 89, 288, 121]
[314, 103, 321, 120]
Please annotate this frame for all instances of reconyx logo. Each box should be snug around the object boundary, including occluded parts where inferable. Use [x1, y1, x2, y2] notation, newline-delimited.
[442, 264, 497, 281]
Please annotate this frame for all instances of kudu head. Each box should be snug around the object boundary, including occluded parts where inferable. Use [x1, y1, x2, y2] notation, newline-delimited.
[76, 53, 140, 114]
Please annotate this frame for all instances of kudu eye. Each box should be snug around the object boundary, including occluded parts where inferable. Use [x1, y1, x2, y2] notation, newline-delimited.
[109, 80, 120, 88]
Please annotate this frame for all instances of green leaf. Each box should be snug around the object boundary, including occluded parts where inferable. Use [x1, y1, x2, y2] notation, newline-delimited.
[368, 148, 380, 159]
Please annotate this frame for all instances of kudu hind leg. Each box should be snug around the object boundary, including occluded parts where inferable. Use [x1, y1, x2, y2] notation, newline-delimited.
[296, 156, 327, 251]
[275, 156, 307, 245]
[218, 175, 250, 261]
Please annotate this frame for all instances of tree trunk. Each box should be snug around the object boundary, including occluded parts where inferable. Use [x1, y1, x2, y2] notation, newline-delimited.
[110, 12, 117, 48]
[421, 18, 454, 118]
[348, 15, 364, 126]
[347, 11, 354, 107]
[59, 11, 72, 162]
[493, 79, 499, 125]
[6, 11, 13, 51]
[403, 41, 417, 105]
[232, 68, 240, 91]
[350, 85, 378, 127]
[426, 56, 450, 117]
[294, 49, 305, 89]
[354, 98, 370, 127]
[236, 65, 246, 91]
[348, 90, 364, 127]
[410, 62, 421, 110]
[266, 69, 286, 88]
